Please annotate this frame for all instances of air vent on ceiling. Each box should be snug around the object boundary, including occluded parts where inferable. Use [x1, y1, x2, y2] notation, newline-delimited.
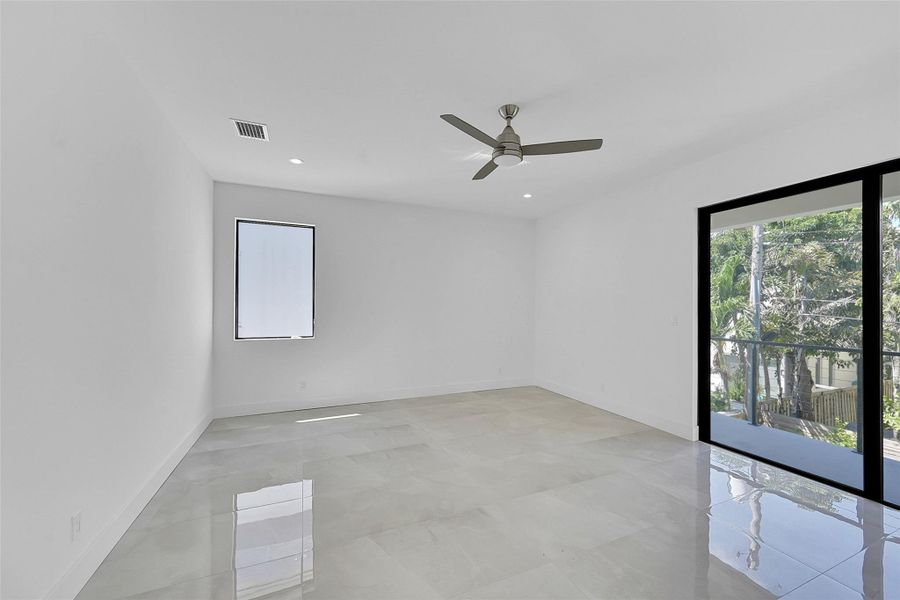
[231, 119, 269, 141]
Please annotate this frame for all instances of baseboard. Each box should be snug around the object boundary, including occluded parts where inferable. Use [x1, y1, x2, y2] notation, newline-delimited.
[45, 412, 213, 600]
[214, 378, 535, 418]
[535, 377, 697, 441]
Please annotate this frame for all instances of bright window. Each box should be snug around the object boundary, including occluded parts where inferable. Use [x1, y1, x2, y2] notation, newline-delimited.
[235, 219, 315, 340]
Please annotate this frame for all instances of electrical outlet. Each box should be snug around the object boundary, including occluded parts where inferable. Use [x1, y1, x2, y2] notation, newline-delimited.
[70, 512, 81, 542]
[299, 381, 307, 390]
[498, 367, 503, 375]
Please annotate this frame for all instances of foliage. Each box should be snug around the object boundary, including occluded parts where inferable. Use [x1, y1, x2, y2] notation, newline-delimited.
[710, 197, 900, 437]
[884, 395, 900, 432]
[728, 378, 744, 403]
[757, 209, 863, 351]
[824, 419, 857, 450]
[882, 200, 900, 353]
[710, 391, 728, 412]
[882, 199, 900, 432]
[710, 207, 863, 415]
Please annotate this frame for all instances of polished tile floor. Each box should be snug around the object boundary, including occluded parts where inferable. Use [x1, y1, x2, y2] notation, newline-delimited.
[76, 387, 900, 599]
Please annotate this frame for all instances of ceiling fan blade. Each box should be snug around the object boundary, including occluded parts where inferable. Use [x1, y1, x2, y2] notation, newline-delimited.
[521, 139, 603, 155]
[473, 160, 498, 180]
[440, 114, 497, 147]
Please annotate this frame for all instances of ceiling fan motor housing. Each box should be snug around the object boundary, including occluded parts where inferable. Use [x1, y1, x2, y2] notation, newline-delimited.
[492, 145, 522, 166]
[493, 121, 523, 166]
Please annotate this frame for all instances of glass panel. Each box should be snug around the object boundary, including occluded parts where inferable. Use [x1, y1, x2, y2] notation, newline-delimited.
[882, 171, 900, 506]
[232, 480, 313, 597]
[709, 181, 864, 489]
[236, 220, 314, 339]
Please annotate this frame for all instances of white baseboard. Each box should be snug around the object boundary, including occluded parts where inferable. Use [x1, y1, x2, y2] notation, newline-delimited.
[214, 378, 535, 418]
[535, 378, 698, 441]
[45, 413, 213, 600]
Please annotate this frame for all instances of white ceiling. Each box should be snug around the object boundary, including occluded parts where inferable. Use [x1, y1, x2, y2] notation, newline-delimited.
[71, 2, 899, 217]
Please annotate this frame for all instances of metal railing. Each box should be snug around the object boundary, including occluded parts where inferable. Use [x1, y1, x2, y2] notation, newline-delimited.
[710, 336, 865, 451]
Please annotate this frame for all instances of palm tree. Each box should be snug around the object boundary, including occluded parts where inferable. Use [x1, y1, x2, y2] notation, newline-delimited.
[710, 255, 750, 408]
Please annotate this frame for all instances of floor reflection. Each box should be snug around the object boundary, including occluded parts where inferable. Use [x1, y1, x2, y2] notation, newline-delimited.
[233, 480, 313, 598]
[705, 448, 900, 598]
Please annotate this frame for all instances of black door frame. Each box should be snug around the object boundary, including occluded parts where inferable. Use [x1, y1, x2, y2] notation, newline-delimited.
[698, 157, 900, 508]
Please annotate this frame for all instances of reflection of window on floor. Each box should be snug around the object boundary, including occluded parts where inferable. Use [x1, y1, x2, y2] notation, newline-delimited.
[706, 450, 892, 590]
[233, 480, 313, 598]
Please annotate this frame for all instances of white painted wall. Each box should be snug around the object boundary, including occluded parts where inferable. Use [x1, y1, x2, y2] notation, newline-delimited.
[213, 183, 535, 416]
[0, 5, 214, 599]
[534, 89, 900, 441]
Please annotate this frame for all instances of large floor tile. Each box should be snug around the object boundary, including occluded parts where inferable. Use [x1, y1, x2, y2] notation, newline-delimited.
[121, 555, 305, 600]
[414, 409, 548, 442]
[299, 454, 388, 494]
[311, 468, 505, 550]
[345, 442, 461, 479]
[555, 516, 818, 600]
[548, 471, 706, 536]
[630, 452, 763, 509]
[549, 428, 709, 474]
[302, 536, 440, 599]
[78, 497, 307, 599]
[337, 422, 436, 451]
[825, 532, 900, 600]
[428, 428, 546, 465]
[76, 387, 900, 600]
[780, 575, 865, 600]
[173, 432, 370, 482]
[371, 508, 548, 599]
[454, 563, 587, 600]
[193, 413, 382, 453]
[132, 470, 309, 530]
[708, 487, 893, 573]
[482, 487, 649, 560]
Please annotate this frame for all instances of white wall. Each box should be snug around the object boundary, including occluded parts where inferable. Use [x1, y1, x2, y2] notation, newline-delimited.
[213, 183, 534, 416]
[535, 89, 900, 441]
[0, 5, 214, 599]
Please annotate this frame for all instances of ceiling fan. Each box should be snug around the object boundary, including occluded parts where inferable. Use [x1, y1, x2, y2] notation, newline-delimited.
[440, 104, 603, 180]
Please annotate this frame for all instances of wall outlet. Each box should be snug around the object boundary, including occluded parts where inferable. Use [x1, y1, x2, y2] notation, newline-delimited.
[70, 512, 81, 542]
[299, 380, 307, 390]
[498, 367, 503, 375]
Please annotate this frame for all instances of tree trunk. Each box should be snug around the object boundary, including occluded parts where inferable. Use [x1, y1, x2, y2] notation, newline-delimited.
[784, 351, 796, 414]
[894, 240, 900, 406]
[794, 272, 811, 419]
[742, 345, 754, 418]
[892, 357, 900, 399]
[747, 224, 764, 423]
[776, 356, 783, 401]
[715, 341, 731, 403]
[796, 351, 815, 420]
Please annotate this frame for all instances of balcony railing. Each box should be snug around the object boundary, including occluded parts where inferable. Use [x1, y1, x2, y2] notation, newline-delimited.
[710, 336, 867, 451]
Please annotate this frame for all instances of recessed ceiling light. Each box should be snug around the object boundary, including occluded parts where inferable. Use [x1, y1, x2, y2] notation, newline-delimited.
[523, 193, 533, 199]
[289, 158, 304, 165]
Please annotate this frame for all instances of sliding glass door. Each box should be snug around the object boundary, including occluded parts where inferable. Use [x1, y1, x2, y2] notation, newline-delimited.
[883, 170, 900, 506]
[700, 158, 900, 507]
[707, 182, 864, 488]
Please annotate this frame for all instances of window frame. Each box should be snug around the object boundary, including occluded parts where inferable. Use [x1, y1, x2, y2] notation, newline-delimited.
[698, 157, 900, 509]
[234, 217, 316, 341]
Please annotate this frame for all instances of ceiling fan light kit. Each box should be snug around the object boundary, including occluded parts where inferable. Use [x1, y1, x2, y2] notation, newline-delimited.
[440, 104, 603, 180]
